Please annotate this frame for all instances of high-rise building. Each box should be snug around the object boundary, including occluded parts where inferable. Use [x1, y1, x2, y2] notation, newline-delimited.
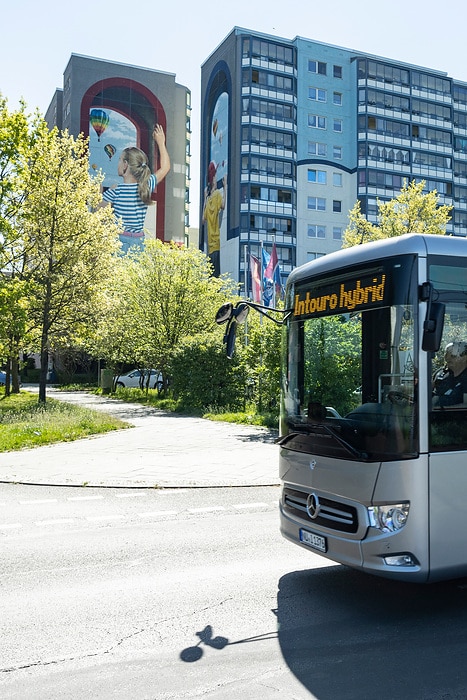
[46, 54, 191, 247]
[200, 27, 467, 295]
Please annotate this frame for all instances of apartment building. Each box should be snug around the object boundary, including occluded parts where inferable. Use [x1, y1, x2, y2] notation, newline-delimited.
[46, 54, 191, 247]
[200, 27, 467, 293]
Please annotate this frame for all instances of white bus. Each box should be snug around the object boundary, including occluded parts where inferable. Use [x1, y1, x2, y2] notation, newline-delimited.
[216, 233, 467, 582]
[279, 233, 467, 582]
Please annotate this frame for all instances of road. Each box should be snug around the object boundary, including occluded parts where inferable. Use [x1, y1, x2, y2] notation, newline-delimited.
[2, 484, 467, 699]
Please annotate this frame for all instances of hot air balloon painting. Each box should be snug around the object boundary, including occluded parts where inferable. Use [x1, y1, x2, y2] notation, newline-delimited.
[104, 144, 116, 160]
[90, 109, 109, 142]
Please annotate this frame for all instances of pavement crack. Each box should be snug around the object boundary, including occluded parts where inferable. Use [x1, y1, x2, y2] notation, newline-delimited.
[1, 628, 148, 675]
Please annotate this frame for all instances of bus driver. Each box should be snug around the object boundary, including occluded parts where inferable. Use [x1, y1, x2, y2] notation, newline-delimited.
[432, 341, 467, 407]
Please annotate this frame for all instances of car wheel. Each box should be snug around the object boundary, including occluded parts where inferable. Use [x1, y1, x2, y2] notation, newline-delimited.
[116, 381, 125, 388]
[154, 380, 163, 392]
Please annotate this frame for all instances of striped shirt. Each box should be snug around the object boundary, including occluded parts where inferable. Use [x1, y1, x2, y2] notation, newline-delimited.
[102, 174, 157, 233]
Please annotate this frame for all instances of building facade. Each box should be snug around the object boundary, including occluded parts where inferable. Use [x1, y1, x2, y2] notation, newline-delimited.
[46, 54, 191, 246]
[200, 27, 467, 295]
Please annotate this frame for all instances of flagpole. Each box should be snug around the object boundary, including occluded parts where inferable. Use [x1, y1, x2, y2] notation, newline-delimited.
[260, 240, 264, 305]
[244, 244, 248, 298]
[272, 234, 276, 309]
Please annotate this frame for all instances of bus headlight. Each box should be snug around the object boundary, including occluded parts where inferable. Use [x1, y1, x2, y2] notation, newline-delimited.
[368, 503, 409, 532]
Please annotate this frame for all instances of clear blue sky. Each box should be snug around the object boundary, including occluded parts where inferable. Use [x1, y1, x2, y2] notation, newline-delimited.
[1, 0, 464, 222]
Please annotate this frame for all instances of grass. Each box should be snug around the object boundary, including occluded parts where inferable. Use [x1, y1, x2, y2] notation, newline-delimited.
[100, 386, 279, 429]
[0, 391, 129, 452]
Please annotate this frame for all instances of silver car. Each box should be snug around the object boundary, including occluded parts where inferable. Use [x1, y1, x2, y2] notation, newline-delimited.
[115, 369, 163, 391]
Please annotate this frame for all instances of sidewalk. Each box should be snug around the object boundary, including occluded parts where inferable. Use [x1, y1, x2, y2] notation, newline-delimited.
[0, 389, 280, 488]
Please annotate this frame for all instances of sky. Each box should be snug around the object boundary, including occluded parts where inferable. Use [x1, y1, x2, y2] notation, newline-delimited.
[1, 0, 465, 222]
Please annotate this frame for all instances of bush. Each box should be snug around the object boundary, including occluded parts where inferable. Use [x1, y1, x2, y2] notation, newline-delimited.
[171, 333, 248, 412]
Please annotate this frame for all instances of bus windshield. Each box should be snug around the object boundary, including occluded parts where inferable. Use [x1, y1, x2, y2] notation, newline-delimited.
[282, 255, 418, 461]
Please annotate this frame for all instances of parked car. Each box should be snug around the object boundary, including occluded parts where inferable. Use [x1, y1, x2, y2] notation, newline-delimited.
[115, 369, 163, 391]
[0, 370, 6, 386]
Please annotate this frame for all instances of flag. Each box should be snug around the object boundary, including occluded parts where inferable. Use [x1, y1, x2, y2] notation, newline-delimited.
[263, 243, 283, 306]
[249, 254, 261, 302]
[262, 247, 273, 306]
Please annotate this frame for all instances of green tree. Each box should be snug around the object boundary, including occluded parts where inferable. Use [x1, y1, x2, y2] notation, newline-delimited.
[88, 240, 238, 387]
[0, 97, 43, 392]
[343, 179, 452, 248]
[16, 125, 121, 402]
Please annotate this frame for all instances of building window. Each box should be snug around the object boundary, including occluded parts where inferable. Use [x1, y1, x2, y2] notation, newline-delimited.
[307, 251, 325, 261]
[308, 114, 327, 129]
[333, 118, 343, 132]
[309, 60, 327, 75]
[333, 200, 342, 212]
[333, 172, 343, 186]
[308, 225, 326, 238]
[309, 87, 327, 102]
[333, 145, 342, 159]
[333, 92, 342, 106]
[308, 169, 327, 184]
[333, 65, 343, 79]
[308, 141, 327, 156]
[308, 197, 326, 211]
[333, 227, 343, 240]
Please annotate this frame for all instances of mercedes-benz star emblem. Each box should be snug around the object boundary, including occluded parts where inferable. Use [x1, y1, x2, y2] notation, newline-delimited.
[306, 492, 321, 520]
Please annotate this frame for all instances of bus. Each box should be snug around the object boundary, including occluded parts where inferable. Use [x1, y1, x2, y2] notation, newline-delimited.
[217, 233, 467, 582]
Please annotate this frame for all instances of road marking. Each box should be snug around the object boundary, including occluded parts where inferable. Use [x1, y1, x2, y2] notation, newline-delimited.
[138, 510, 178, 518]
[35, 518, 75, 526]
[86, 514, 125, 522]
[19, 499, 58, 505]
[114, 493, 146, 498]
[188, 506, 226, 514]
[0, 523, 22, 530]
[232, 502, 270, 510]
[67, 495, 104, 501]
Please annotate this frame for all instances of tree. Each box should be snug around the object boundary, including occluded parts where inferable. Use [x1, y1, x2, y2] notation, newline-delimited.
[16, 125, 121, 402]
[342, 179, 452, 248]
[0, 97, 43, 393]
[88, 240, 238, 386]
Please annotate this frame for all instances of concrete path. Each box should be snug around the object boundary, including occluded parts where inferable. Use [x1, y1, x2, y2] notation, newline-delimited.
[0, 389, 280, 489]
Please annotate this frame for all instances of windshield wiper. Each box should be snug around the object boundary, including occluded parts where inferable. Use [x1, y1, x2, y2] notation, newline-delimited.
[278, 422, 368, 460]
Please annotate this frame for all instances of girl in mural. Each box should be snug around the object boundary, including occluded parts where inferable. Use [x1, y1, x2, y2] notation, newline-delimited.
[202, 161, 227, 277]
[101, 124, 170, 253]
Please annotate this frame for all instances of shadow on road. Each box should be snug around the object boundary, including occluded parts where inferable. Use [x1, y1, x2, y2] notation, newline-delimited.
[277, 565, 467, 699]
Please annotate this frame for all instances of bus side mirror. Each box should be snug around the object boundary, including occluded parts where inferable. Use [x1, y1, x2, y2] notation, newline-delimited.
[422, 302, 445, 352]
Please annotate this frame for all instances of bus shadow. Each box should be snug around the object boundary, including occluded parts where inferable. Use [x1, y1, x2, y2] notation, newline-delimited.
[277, 565, 467, 699]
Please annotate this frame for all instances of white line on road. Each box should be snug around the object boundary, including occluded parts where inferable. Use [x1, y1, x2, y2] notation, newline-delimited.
[19, 499, 58, 505]
[0, 523, 22, 530]
[35, 519, 75, 526]
[67, 495, 105, 501]
[114, 493, 146, 498]
[188, 506, 227, 514]
[232, 502, 270, 510]
[86, 514, 125, 522]
[138, 511, 178, 518]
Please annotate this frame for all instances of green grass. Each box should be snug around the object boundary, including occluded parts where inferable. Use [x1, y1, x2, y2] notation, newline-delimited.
[0, 392, 129, 452]
[93, 386, 278, 429]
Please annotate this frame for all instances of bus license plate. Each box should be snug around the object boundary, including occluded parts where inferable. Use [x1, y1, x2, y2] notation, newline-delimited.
[300, 529, 327, 552]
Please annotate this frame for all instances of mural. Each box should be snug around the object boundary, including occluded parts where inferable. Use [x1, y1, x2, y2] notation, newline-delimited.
[88, 108, 137, 190]
[89, 108, 170, 254]
[202, 91, 228, 276]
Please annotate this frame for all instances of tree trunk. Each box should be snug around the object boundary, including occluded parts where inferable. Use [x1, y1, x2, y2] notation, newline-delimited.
[38, 347, 48, 404]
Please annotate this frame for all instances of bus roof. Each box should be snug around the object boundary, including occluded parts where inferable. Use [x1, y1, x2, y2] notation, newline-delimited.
[287, 234, 467, 286]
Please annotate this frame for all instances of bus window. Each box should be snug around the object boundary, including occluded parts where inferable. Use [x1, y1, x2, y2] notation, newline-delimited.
[429, 304, 467, 450]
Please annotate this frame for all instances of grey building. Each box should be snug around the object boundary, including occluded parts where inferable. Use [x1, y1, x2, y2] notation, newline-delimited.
[200, 27, 467, 295]
[46, 54, 191, 245]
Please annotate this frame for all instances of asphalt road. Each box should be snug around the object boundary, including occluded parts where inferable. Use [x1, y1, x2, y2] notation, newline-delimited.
[3, 483, 467, 699]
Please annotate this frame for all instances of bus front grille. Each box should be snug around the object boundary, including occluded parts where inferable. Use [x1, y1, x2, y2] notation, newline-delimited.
[283, 487, 358, 534]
